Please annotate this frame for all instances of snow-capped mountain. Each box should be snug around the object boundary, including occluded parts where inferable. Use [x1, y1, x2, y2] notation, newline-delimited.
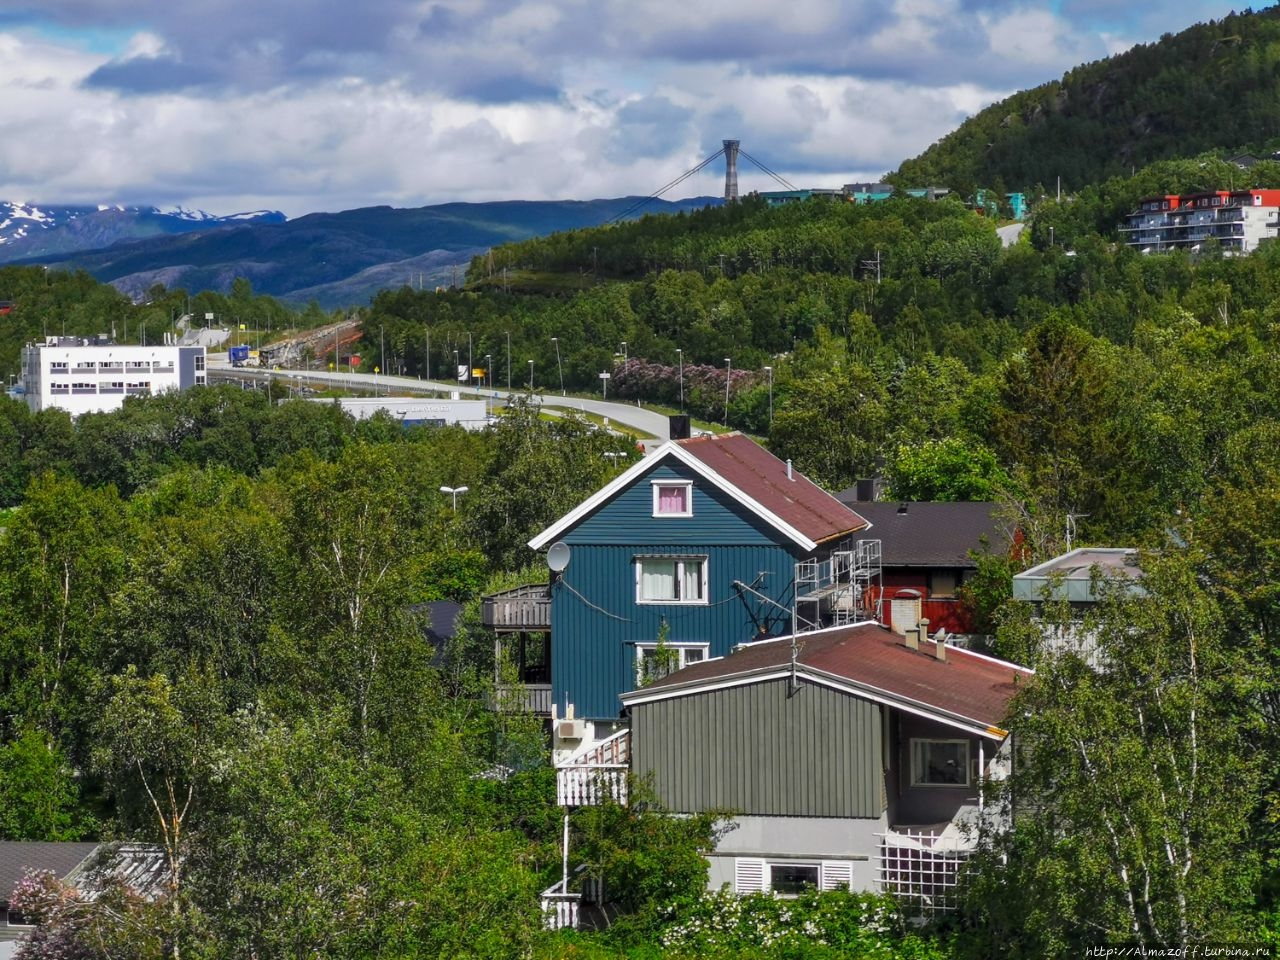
[0, 201, 286, 262]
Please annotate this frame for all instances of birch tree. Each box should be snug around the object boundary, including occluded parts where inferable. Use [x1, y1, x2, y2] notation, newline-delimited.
[962, 550, 1265, 954]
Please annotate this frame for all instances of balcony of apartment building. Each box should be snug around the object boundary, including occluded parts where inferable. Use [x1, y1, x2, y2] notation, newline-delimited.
[483, 582, 552, 715]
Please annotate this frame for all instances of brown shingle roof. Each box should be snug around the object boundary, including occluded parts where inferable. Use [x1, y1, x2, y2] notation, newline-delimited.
[676, 433, 868, 545]
[627, 621, 1031, 734]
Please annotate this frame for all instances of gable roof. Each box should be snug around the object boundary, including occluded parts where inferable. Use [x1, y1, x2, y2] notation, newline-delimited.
[621, 621, 1032, 738]
[831, 500, 1009, 567]
[530, 433, 867, 552]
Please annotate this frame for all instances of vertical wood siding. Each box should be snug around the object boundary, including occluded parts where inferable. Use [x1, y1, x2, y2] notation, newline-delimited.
[549, 463, 806, 719]
[569, 463, 782, 546]
[551, 543, 797, 719]
[632, 679, 884, 818]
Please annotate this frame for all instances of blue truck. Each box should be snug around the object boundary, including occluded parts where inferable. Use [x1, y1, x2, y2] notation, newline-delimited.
[228, 344, 250, 367]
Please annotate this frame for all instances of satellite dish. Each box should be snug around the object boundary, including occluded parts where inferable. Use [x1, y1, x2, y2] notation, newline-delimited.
[547, 541, 572, 573]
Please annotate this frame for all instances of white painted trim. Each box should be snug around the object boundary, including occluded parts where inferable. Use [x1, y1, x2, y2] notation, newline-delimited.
[650, 478, 693, 517]
[634, 554, 708, 605]
[634, 641, 710, 685]
[621, 661, 1008, 740]
[529, 440, 830, 552]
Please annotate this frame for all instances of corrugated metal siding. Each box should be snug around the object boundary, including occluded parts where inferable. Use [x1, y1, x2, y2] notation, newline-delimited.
[551, 542, 798, 719]
[569, 463, 780, 546]
[632, 678, 884, 818]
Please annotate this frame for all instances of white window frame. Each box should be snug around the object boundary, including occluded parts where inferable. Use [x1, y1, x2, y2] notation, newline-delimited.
[651, 479, 693, 517]
[635, 555, 708, 605]
[634, 641, 709, 684]
[734, 858, 854, 895]
[910, 738, 971, 788]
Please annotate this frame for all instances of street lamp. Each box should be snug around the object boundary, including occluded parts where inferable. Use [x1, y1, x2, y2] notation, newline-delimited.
[763, 365, 773, 427]
[620, 341, 628, 362]
[528, 359, 534, 390]
[724, 357, 732, 427]
[439, 485, 469, 511]
[676, 348, 684, 411]
[551, 336, 564, 396]
[453, 349, 460, 382]
[485, 354, 492, 388]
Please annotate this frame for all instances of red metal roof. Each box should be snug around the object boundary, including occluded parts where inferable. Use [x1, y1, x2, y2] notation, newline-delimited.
[634, 621, 1031, 734]
[675, 433, 868, 544]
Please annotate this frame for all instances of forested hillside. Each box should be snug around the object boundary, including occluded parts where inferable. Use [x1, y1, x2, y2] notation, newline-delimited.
[8, 153, 1280, 955]
[893, 5, 1280, 195]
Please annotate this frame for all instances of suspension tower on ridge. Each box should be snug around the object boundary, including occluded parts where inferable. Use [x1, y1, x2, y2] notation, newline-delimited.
[723, 139, 740, 202]
[607, 138, 797, 223]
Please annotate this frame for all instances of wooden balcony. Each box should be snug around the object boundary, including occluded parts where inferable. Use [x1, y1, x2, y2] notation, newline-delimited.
[556, 729, 630, 807]
[540, 877, 580, 930]
[483, 583, 551, 631]
[493, 683, 553, 716]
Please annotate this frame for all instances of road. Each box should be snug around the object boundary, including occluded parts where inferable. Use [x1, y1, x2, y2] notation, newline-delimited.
[208, 361, 678, 440]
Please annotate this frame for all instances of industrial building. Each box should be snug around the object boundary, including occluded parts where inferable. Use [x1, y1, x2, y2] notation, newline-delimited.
[19, 337, 207, 415]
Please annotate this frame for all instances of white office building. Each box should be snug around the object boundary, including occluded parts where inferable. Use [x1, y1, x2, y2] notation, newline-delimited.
[20, 337, 207, 415]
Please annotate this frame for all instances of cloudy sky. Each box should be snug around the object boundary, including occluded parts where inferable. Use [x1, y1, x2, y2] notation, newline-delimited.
[0, 0, 1247, 217]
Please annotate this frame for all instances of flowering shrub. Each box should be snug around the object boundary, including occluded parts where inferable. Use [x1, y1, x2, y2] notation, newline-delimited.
[656, 887, 946, 958]
[9, 867, 168, 960]
[610, 358, 762, 425]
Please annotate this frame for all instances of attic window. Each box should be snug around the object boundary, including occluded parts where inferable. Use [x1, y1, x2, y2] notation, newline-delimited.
[652, 480, 692, 517]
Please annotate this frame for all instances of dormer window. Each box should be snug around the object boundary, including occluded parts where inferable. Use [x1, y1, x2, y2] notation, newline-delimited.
[652, 480, 693, 517]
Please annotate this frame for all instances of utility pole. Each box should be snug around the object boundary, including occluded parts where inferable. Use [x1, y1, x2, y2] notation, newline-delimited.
[861, 250, 882, 283]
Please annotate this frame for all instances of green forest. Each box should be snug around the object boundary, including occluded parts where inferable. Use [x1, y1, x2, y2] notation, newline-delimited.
[893, 5, 1280, 195]
[6, 144, 1280, 956]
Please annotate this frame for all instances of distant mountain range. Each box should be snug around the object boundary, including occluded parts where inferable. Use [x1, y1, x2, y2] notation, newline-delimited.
[0, 201, 286, 260]
[3, 197, 719, 309]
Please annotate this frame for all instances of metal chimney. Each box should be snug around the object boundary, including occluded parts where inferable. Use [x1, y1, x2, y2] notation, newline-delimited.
[723, 139, 740, 202]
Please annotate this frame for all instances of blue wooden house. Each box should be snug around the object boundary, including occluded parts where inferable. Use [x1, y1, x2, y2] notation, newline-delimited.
[484, 430, 869, 725]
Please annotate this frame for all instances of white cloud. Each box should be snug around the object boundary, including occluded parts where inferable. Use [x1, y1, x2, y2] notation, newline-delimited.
[0, 1, 1253, 215]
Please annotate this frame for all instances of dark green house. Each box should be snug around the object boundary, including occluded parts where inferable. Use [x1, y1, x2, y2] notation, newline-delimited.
[620, 621, 1031, 906]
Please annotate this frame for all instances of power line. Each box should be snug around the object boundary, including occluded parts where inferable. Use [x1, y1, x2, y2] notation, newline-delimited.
[738, 148, 797, 191]
[608, 147, 727, 224]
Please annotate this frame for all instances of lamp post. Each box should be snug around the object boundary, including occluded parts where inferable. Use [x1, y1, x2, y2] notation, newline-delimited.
[676, 348, 684, 411]
[723, 357, 732, 427]
[764, 365, 773, 427]
[467, 331, 473, 386]
[620, 341, 628, 362]
[485, 354, 492, 388]
[425, 326, 431, 382]
[551, 336, 564, 396]
[506, 331, 511, 389]
[528, 359, 534, 390]
[439, 485, 469, 511]
[453, 349, 460, 383]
